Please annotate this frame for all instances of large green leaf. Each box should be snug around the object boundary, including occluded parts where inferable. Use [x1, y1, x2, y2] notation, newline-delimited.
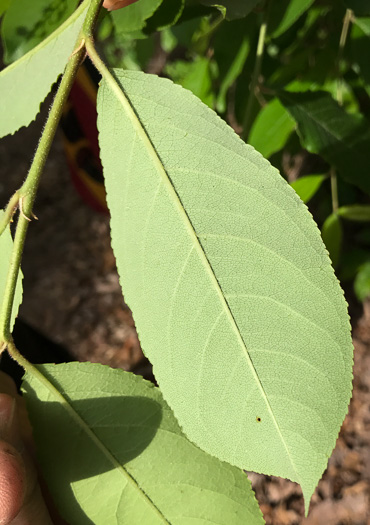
[22, 362, 264, 524]
[1, 0, 79, 64]
[248, 98, 295, 158]
[279, 90, 370, 195]
[97, 70, 353, 511]
[0, 0, 88, 138]
[268, 0, 314, 37]
[0, 211, 23, 333]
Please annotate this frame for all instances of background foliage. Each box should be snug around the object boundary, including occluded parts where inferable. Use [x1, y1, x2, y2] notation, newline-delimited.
[0, 0, 368, 522]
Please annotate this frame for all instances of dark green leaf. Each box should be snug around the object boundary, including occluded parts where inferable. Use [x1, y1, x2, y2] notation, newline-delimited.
[279, 90, 370, 195]
[291, 174, 327, 203]
[200, 0, 261, 20]
[344, 0, 370, 16]
[351, 23, 370, 84]
[339, 249, 370, 281]
[144, 0, 184, 32]
[268, 0, 314, 37]
[1, 0, 79, 64]
[321, 213, 342, 268]
[212, 17, 253, 113]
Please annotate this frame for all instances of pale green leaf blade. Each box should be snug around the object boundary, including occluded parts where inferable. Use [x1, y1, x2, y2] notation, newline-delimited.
[354, 16, 370, 35]
[2, 0, 79, 64]
[97, 70, 353, 510]
[248, 98, 295, 158]
[0, 211, 23, 331]
[22, 362, 264, 525]
[279, 90, 370, 195]
[290, 174, 326, 203]
[0, 0, 88, 138]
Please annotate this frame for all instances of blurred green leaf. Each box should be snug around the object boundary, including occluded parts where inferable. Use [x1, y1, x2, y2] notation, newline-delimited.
[0, 0, 88, 137]
[354, 262, 370, 301]
[1, 0, 79, 64]
[248, 98, 295, 158]
[165, 57, 214, 107]
[337, 205, 370, 221]
[354, 16, 370, 35]
[351, 23, 370, 84]
[321, 213, 342, 268]
[0, 0, 11, 17]
[111, 0, 163, 34]
[212, 17, 252, 113]
[344, 0, 370, 16]
[268, 0, 315, 37]
[340, 249, 370, 281]
[279, 90, 370, 195]
[291, 174, 327, 203]
[200, 0, 260, 20]
[144, 0, 184, 32]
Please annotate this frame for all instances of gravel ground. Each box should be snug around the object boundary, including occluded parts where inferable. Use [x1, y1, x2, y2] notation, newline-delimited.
[1, 104, 370, 524]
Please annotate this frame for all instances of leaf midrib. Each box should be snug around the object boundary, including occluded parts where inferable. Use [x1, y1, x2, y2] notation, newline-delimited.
[102, 70, 301, 485]
[28, 364, 171, 524]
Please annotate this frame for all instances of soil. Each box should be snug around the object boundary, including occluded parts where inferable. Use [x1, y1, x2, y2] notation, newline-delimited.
[1, 102, 370, 525]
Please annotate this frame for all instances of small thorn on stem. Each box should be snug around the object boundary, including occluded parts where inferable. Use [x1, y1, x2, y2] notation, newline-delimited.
[18, 197, 32, 222]
[70, 38, 86, 59]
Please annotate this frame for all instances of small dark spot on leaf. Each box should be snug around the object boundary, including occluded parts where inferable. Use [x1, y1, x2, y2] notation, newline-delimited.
[256, 417, 261, 422]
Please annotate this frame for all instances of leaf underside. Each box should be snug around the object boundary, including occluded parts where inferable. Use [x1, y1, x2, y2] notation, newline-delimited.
[0, 0, 88, 138]
[23, 363, 264, 524]
[97, 69, 353, 510]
